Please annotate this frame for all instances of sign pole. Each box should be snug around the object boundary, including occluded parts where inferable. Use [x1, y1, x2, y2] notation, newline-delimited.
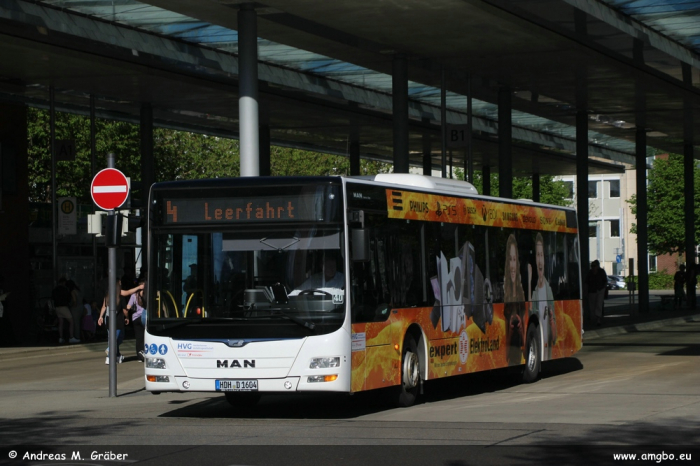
[107, 153, 118, 397]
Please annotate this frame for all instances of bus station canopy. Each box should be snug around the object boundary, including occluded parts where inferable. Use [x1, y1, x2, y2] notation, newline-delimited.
[1, 0, 699, 175]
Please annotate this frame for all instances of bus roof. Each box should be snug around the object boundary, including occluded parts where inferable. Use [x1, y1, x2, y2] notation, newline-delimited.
[352, 174, 479, 196]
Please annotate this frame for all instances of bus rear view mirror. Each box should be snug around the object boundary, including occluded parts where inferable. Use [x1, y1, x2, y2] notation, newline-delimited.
[351, 229, 370, 262]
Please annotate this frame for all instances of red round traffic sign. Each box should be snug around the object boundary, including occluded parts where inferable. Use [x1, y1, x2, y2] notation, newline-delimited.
[91, 168, 129, 211]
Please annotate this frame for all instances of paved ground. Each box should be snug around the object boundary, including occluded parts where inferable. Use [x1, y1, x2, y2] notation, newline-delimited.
[0, 294, 697, 465]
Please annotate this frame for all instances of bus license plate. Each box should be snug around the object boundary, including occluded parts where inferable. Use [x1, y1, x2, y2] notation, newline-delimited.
[215, 379, 258, 392]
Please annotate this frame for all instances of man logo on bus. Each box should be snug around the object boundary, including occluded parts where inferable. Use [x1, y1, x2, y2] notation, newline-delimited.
[217, 359, 255, 368]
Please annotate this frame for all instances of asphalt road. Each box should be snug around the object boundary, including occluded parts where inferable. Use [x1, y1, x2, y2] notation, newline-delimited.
[0, 318, 698, 465]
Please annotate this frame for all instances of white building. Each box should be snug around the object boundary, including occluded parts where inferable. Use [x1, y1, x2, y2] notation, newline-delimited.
[559, 170, 637, 277]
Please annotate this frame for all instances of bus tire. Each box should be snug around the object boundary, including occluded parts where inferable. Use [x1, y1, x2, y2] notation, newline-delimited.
[522, 324, 541, 383]
[396, 334, 421, 407]
[224, 391, 261, 407]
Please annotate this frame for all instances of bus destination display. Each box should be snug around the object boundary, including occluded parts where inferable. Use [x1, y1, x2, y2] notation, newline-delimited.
[163, 196, 315, 224]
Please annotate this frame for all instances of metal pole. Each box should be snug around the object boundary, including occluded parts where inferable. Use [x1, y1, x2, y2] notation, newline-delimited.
[91, 95, 98, 306]
[238, 4, 259, 176]
[392, 54, 409, 173]
[107, 152, 118, 397]
[50, 87, 57, 285]
[467, 75, 473, 183]
[441, 68, 446, 178]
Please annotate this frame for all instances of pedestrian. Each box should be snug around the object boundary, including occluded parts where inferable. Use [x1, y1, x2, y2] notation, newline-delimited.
[66, 279, 84, 343]
[52, 276, 80, 344]
[97, 279, 143, 364]
[673, 264, 686, 309]
[127, 278, 147, 362]
[586, 260, 607, 326]
[81, 299, 95, 342]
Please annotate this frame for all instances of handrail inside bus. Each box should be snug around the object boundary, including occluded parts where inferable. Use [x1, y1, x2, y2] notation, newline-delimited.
[157, 290, 179, 318]
[184, 290, 204, 318]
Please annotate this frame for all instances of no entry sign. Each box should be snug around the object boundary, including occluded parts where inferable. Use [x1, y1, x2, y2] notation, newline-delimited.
[91, 168, 129, 211]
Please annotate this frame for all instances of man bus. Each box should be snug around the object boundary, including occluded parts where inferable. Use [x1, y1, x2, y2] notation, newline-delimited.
[143, 174, 582, 407]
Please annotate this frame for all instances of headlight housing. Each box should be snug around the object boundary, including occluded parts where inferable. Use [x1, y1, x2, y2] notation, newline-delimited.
[309, 357, 340, 369]
[146, 358, 166, 369]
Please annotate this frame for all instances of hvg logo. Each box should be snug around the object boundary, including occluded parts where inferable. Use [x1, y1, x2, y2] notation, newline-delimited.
[177, 343, 192, 350]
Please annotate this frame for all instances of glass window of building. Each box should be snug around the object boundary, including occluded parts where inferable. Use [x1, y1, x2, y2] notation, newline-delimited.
[609, 180, 620, 198]
[610, 219, 620, 237]
[649, 255, 657, 272]
[563, 181, 574, 199]
[589, 221, 597, 238]
[588, 181, 598, 199]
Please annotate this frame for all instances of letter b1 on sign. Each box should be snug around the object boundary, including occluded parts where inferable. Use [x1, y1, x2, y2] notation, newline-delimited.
[446, 124, 469, 148]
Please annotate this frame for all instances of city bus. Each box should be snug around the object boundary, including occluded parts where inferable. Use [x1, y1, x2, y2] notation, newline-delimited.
[144, 174, 582, 407]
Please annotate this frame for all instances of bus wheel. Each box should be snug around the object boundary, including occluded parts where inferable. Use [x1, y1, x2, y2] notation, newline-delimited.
[224, 392, 261, 407]
[522, 324, 541, 383]
[396, 334, 420, 407]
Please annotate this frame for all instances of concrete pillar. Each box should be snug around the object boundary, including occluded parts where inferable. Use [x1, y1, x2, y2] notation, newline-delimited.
[349, 124, 360, 176]
[532, 173, 540, 203]
[259, 124, 270, 176]
[0, 103, 29, 344]
[576, 68, 590, 316]
[238, 4, 259, 176]
[140, 103, 154, 272]
[441, 68, 447, 178]
[482, 164, 491, 196]
[636, 126, 649, 313]
[392, 55, 409, 173]
[422, 120, 431, 176]
[498, 87, 512, 199]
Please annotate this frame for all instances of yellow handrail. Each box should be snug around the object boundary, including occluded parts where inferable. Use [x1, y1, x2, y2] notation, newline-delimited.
[184, 289, 204, 317]
[157, 290, 179, 318]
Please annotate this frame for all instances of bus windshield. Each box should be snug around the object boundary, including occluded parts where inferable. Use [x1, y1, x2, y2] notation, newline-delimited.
[149, 226, 346, 339]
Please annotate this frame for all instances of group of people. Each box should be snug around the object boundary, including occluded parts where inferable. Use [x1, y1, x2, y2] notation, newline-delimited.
[51, 270, 147, 365]
[97, 277, 145, 364]
[51, 276, 91, 344]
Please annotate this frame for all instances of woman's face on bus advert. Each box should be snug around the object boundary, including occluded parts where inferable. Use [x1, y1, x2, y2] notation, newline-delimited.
[536, 241, 545, 283]
[509, 243, 517, 284]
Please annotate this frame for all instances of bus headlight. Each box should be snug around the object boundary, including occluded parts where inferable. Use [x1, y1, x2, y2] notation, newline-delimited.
[309, 357, 340, 369]
[308, 375, 338, 383]
[146, 358, 166, 369]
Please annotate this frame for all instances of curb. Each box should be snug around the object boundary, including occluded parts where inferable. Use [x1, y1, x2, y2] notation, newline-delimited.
[583, 313, 700, 341]
[0, 340, 136, 361]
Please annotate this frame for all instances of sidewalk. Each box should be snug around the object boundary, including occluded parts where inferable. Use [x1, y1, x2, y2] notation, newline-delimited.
[1, 291, 698, 360]
[582, 289, 700, 340]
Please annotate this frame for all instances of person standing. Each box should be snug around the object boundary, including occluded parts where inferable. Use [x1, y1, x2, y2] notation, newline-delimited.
[66, 280, 84, 343]
[52, 277, 79, 344]
[127, 279, 146, 362]
[586, 260, 607, 326]
[673, 264, 686, 309]
[97, 279, 143, 364]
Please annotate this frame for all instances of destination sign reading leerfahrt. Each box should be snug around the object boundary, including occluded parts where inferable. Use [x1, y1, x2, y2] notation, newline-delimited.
[163, 194, 323, 224]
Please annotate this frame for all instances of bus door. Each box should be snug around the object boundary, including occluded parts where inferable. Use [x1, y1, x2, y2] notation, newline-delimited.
[349, 220, 397, 392]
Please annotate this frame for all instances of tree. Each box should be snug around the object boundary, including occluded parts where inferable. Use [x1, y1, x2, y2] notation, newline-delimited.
[27, 108, 390, 205]
[455, 168, 571, 206]
[628, 152, 700, 256]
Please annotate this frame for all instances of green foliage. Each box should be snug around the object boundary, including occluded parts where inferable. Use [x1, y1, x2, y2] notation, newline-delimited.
[27, 108, 391, 205]
[454, 168, 571, 206]
[628, 153, 700, 255]
[626, 272, 674, 290]
[270, 146, 390, 176]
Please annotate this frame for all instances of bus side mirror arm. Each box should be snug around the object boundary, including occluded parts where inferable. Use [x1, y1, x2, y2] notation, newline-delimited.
[351, 229, 370, 262]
